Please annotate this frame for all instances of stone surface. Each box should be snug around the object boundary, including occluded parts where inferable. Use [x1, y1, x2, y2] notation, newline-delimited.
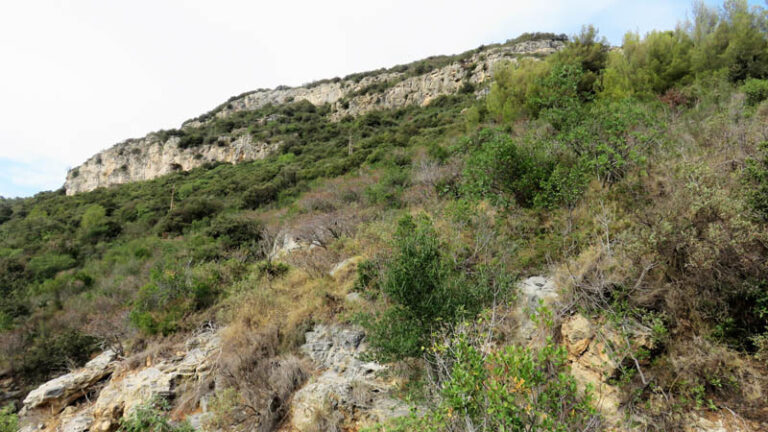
[515, 276, 561, 341]
[65, 134, 277, 195]
[287, 324, 408, 431]
[21, 350, 117, 413]
[59, 406, 94, 432]
[64, 39, 564, 195]
[90, 331, 220, 432]
[329, 256, 363, 279]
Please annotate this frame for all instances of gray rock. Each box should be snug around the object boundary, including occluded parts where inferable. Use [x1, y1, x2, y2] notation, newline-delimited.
[21, 350, 117, 413]
[289, 325, 408, 431]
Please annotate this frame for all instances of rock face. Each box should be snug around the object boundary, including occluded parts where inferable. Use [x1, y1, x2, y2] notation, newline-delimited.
[21, 350, 117, 414]
[286, 324, 408, 431]
[514, 276, 561, 341]
[64, 134, 276, 196]
[216, 39, 564, 121]
[18, 331, 220, 432]
[63, 39, 564, 195]
[90, 331, 220, 432]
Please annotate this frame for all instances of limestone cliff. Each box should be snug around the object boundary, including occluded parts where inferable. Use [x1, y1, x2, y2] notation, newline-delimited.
[63, 39, 564, 195]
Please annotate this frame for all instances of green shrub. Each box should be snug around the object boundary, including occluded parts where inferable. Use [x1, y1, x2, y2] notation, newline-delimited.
[359, 215, 501, 361]
[242, 182, 280, 209]
[130, 262, 221, 335]
[0, 404, 17, 432]
[207, 213, 263, 249]
[602, 30, 693, 98]
[462, 129, 589, 209]
[15, 330, 99, 385]
[375, 335, 599, 432]
[119, 398, 194, 432]
[27, 253, 77, 280]
[745, 141, 768, 220]
[742, 78, 768, 106]
[157, 198, 222, 235]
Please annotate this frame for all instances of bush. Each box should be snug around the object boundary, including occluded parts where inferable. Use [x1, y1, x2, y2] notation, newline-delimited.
[207, 213, 263, 249]
[462, 129, 589, 209]
[359, 215, 501, 361]
[242, 182, 280, 209]
[15, 330, 99, 385]
[157, 198, 221, 235]
[119, 398, 194, 432]
[378, 335, 599, 432]
[0, 404, 17, 432]
[742, 78, 768, 106]
[745, 141, 768, 220]
[27, 253, 77, 280]
[129, 263, 222, 335]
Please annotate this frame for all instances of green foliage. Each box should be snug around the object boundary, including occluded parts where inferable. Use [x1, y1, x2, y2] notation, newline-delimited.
[462, 129, 589, 209]
[119, 398, 194, 432]
[486, 59, 549, 122]
[27, 253, 77, 280]
[602, 30, 694, 98]
[745, 141, 768, 220]
[376, 336, 598, 432]
[555, 25, 609, 96]
[0, 404, 17, 432]
[689, 0, 768, 82]
[359, 215, 502, 361]
[130, 262, 224, 335]
[15, 330, 99, 385]
[742, 78, 768, 105]
[207, 213, 263, 249]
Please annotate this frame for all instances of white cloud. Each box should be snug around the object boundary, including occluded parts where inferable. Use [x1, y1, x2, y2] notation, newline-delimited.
[0, 0, 697, 195]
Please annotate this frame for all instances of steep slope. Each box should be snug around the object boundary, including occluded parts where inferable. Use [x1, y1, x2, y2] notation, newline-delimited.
[63, 38, 563, 195]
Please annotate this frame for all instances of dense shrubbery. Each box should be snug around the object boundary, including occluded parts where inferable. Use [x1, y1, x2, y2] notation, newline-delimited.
[0, 405, 17, 432]
[370, 334, 598, 432]
[358, 215, 507, 361]
[129, 261, 240, 335]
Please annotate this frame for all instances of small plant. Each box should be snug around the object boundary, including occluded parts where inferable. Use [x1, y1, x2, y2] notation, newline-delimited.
[0, 404, 18, 432]
[119, 398, 194, 432]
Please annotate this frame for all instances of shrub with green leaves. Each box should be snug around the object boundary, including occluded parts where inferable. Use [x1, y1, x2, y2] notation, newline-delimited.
[119, 398, 194, 432]
[746, 141, 768, 220]
[742, 78, 768, 106]
[372, 335, 599, 432]
[462, 129, 589, 209]
[359, 215, 502, 361]
[0, 404, 17, 432]
[130, 262, 222, 335]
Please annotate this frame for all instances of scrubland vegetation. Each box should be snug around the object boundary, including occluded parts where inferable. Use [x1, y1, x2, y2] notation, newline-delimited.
[2, 1, 768, 430]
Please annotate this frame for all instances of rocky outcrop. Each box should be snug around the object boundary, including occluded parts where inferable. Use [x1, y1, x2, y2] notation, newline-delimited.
[215, 39, 564, 121]
[514, 275, 561, 341]
[21, 350, 117, 414]
[285, 324, 408, 431]
[18, 331, 220, 432]
[64, 134, 276, 195]
[63, 39, 564, 195]
[90, 331, 220, 432]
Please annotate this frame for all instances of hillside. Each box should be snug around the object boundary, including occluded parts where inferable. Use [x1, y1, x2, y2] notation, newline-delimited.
[2, 2, 768, 431]
[63, 37, 564, 195]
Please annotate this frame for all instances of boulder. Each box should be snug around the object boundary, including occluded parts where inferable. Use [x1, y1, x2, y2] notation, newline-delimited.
[515, 276, 561, 341]
[288, 325, 408, 431]
[91, 331, 220, 432]
[21, 350, 117, 413]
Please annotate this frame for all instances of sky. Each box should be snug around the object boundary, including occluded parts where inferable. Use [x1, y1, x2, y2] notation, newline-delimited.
[0, 0, 759, 197]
